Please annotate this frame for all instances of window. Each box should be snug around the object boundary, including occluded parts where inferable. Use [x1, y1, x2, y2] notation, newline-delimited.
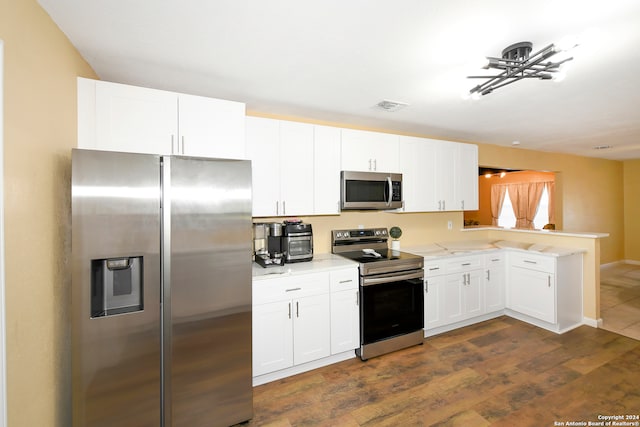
[498, 186, 550, 229]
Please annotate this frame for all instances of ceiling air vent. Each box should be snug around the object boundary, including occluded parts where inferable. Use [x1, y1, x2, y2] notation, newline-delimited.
[375, 99, 409, 112]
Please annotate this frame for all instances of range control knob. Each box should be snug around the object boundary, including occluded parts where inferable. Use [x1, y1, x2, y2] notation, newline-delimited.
[375, 230, 381, 236]
[381, 229, 387, 235]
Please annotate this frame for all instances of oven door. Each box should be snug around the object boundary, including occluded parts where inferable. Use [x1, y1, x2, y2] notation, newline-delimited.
[360, 269, 424, 345]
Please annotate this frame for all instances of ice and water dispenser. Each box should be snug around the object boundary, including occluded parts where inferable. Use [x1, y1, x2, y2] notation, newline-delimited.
[91, 256, 143, 317]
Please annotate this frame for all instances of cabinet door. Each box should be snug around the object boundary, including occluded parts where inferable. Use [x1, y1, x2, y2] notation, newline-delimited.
[245, 116, 280, 216]
[314, 125, 341, 215]
[434, 141, 456, 211]
[252, 301, 293, 376]
[293, 294, 331, 365]
[279, 121, 314, 216]
[398, 136, 439, 212]
[95, 80, 178, 155]
[464, 270, 483, 319]
[454, 143, 479, 211]
[341, 129, 399, 172]
[330, 289, 359, 354]
[509, 266, 556, 323]
[178, 94, 246, 159]
[485, 256, 505, 313]
[424, 275, 446, 330]
[442, 273, 465, 324]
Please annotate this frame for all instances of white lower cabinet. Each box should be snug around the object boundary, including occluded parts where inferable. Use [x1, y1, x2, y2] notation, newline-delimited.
[506, 251, 583, 332]
[253, 265, 359, 382]
[484, 253, 505, 313]
[252, 272, 330, 377]
[424, 256, 483, 331]
[329, 268, 359, 354]
[423, 248, 583, 336]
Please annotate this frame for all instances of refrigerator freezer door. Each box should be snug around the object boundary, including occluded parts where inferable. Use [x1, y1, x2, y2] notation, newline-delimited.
[163, 156, 253, 426]
[72, 149, 161, 427]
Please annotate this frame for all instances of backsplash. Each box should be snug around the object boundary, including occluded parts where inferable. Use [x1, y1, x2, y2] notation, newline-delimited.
[253, 210, 467, 253]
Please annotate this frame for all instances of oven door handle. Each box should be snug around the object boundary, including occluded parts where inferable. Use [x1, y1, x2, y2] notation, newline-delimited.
[361, 270, 424, 286]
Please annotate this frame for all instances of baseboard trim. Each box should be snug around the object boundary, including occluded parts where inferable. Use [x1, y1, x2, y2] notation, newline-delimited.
[582, 317, 602, 328]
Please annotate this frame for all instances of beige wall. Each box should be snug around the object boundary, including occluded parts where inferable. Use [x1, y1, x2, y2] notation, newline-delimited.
[1, 1, 97, 425]
[476, 144, 624, 265]
[624, 159, 640, 261]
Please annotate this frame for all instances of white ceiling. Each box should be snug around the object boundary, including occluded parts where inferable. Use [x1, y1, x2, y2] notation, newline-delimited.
[38, 0, 640, 160]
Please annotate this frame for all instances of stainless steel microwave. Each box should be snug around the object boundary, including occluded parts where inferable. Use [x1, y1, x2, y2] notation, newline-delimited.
[340, 171, 402, 210]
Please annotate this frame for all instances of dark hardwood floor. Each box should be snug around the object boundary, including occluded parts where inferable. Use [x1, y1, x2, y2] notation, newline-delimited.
[246, 317, 640, 426]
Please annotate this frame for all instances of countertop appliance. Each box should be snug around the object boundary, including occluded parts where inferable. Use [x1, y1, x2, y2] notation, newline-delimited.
[72, 149, 253, 426]
[253, 222, 285, 268]
[282, 220, 313, 263]
[340, 171, 402, 210]
[332, 228, 424, 360]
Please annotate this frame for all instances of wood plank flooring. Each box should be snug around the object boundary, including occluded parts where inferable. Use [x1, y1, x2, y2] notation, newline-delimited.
[243, 317, 640, 426]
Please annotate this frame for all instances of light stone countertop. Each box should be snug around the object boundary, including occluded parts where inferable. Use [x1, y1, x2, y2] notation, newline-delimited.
[406, 239, 586, 259]
[252, 252, 357, 280]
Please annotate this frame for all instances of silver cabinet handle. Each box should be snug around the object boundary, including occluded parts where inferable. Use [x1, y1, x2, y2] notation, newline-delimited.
[425, 279, 428, 293]
[276, 201, 279, 216]
[339, 279, 353, 284]
[286, 287, 301, 292]
[356, 291, 359, 306]
[486, 270, 490, 281]
[443, 200, 446, 210]
[171, 135, 175, 154]
[288, 302, 291, 319]
[548, 276, 551, 287]
[181, 136, 185, 154]
[462, 262, 471, 266]
[461, 200, 465, 210]
[373, 159, 377, 171]
[428, 267, 440, 271]
[368, 159, 372, 170]
[296, 301, 299, 317]
[524, 260, 537, 264]
[283, 200, 286, 216]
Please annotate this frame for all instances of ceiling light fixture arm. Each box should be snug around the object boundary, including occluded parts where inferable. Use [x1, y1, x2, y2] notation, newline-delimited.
[468, 42, 574, 96]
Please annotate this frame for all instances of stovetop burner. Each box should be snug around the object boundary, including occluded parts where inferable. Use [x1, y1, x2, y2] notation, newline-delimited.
[337, 248, 422, 264]
[331, 228, 424, 275]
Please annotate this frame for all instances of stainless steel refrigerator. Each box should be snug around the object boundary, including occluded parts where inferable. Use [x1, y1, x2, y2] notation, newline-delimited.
[71, 149, 253, 427]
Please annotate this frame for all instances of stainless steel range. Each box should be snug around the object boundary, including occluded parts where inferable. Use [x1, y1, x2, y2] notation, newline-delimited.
[332, 228, 424, 360]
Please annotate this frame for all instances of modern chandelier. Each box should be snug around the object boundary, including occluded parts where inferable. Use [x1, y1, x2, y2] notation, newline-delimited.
[468, 41, 574, 97]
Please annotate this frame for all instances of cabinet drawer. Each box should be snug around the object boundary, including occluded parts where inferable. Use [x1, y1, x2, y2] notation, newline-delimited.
[330, 268, 358, 292]
[485, 253, 505, 266]
[254, 272, 329, 305]
[446, 256, 483, 274]
[424, 260, 446, 277]
[509, 252, 555, 273]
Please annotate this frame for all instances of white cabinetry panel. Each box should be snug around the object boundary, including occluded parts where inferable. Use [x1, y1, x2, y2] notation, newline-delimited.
[341, 129, 399, 172]
[94, 80, 177, 155]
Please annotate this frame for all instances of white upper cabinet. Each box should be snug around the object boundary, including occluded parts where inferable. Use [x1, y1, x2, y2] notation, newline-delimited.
[93, 79, 178, 154]
[245, 117, 315, 217]
[454, 143, 479, 211]
[177, 93, 246, 158]
[245, 116, 281, 216]
[246, 117, 340, 217]
[279, 121, 315, 216]
[78, 78, 246, 158]
[399, 136, 478, 212]
[341, 129, 399, 173]
[313, 125, 341, 215]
